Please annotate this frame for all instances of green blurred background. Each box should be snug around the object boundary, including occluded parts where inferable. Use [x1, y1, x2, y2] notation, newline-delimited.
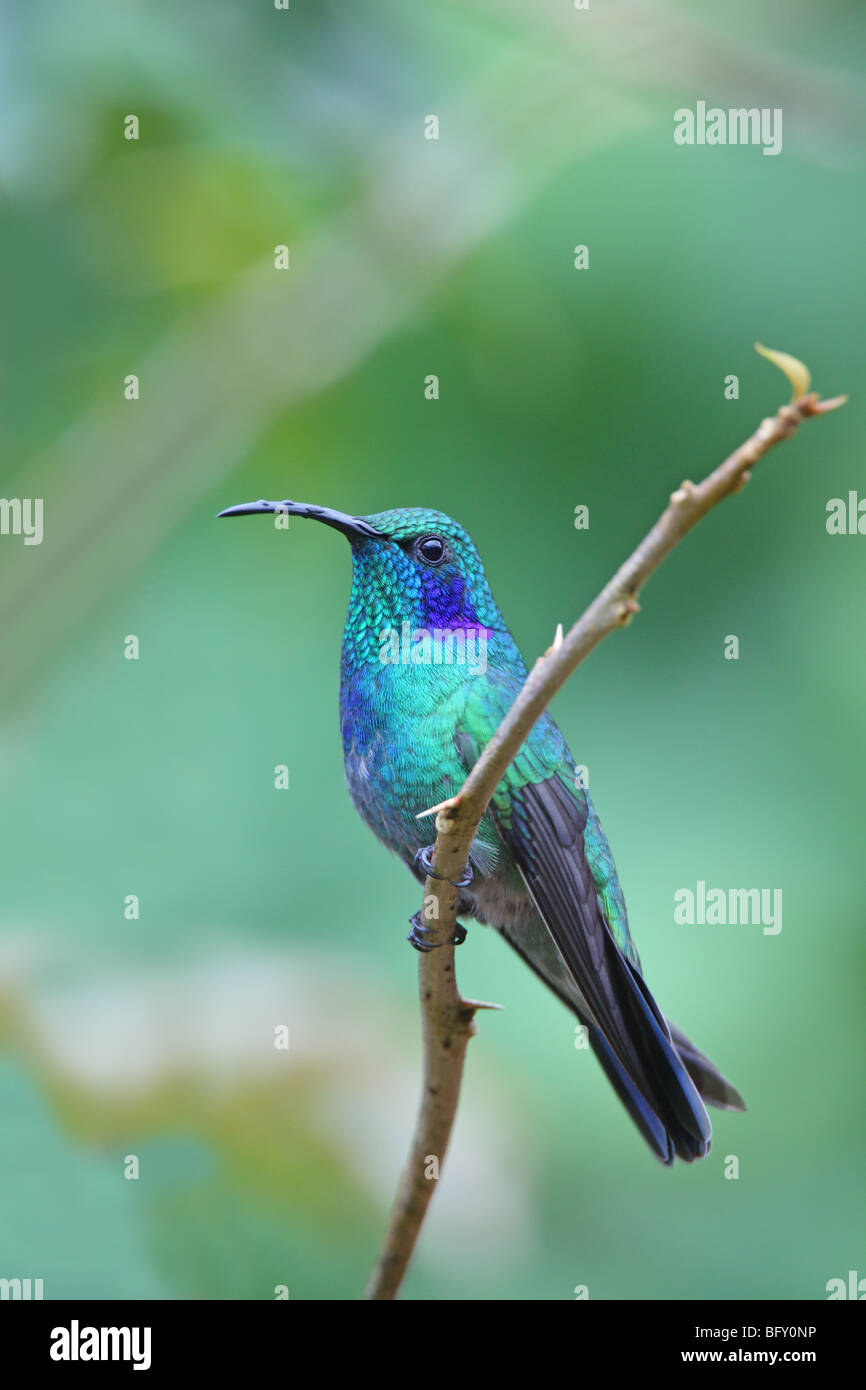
[1, 0, 864, 1300]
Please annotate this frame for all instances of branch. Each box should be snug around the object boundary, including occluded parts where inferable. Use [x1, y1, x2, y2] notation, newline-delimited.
[362, 349, 845, 1300]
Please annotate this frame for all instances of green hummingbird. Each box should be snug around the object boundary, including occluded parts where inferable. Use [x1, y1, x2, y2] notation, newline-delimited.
[219, 499, 745, 1163]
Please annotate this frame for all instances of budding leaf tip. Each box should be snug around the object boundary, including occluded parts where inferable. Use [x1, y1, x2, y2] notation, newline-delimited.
[754, 342, 811, 400]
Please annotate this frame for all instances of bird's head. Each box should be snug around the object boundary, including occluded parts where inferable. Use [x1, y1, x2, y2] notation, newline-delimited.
[218, 499, 506, 635]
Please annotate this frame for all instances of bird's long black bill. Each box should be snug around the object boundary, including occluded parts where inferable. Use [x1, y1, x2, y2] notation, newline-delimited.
[217, 498, 385, 540]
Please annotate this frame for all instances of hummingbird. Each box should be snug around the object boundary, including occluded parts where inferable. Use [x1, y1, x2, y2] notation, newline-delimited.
[219, 498, 745, 1164]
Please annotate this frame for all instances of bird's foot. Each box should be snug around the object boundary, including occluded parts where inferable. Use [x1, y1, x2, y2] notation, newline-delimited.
[407, 910, 468, 952]
[413, 844, 474, 889]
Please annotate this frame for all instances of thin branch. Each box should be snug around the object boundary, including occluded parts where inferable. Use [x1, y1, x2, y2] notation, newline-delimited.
[363, 354, 845, 1300]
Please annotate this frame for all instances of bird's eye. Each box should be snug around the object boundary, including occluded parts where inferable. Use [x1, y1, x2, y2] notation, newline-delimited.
[414, 534, 448, 566]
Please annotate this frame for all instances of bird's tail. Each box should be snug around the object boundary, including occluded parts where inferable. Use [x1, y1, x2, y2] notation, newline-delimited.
[666, 1021, 747, 1113]
[497, 918, 744, 1164]
[586, 1011, 745, 1165]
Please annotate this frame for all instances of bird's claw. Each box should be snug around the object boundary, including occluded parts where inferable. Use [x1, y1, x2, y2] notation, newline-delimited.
[407, 911, 468, 952]
[413, 844, 474, 889]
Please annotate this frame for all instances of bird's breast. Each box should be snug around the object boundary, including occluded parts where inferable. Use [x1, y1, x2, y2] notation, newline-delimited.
[340, 664, 471, 859]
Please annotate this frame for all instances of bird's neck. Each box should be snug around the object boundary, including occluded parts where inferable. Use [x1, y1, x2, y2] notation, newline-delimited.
[341, 551, 509, 668]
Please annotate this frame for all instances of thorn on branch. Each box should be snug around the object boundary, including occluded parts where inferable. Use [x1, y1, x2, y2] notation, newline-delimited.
[416, 795, 460, 820]
[810, 394, 848, 415]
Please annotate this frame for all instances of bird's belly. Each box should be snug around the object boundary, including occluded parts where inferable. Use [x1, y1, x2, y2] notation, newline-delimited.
[470, 875, 590, 1018]
[343, 717, 465, 861]
[343, 694, 589, 1018]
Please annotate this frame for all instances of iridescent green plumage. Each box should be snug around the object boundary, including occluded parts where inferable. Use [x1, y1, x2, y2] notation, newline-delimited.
[220, 498, 745, 1164]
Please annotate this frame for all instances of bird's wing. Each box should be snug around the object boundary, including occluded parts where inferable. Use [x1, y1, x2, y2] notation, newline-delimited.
[455, 671, 711, 1162]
